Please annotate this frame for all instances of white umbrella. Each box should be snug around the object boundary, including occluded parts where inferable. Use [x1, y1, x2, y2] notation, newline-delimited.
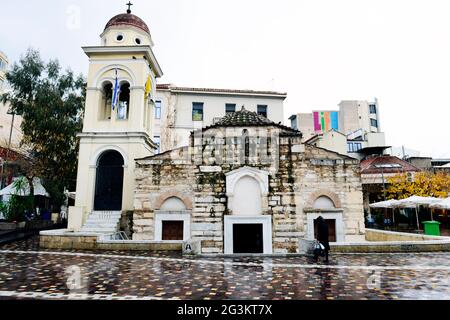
[430, 197, 450, 210]
[369, 199, 401, 208]
[369, 199, 401, 226]
[396, 196, 442, 228]
[396, 196, 442, 207]
[0, 177, 50, 197]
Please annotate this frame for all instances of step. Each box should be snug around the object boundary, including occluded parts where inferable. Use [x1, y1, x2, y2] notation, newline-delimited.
[91, 211, 122, 216]
[82, 224, 118, 229]
[87, 214, 122, 219]
[85, 219, 121, 224]
[80, 227, 117, 233]
[80, 211, 122, 234]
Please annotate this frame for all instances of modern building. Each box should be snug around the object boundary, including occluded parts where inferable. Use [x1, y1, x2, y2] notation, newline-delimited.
[290, 99, 381, 139]
[0, 51, 23, 151]
[406, 157, 450, 173]
[389, 146, 421, 159]
[304, 128, 388, 160]
[152, 84, 286, 153]
[43, 7, 366, 253]
[0, 51, 8, 95]
[338, 100, 382, 136]
[304, 130, 348, 155]
[360, 155, 421, 212]
[290, 99, 387, 159]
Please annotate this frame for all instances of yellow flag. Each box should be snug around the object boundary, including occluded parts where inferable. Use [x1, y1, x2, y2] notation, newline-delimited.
[145, 75, 152, 99]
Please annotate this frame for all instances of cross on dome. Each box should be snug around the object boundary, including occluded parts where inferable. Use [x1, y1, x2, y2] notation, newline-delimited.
[126, 1, 133, 14]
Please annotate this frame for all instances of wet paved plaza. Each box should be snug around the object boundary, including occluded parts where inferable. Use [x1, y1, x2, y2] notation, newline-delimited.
[0, 237, 449, 300]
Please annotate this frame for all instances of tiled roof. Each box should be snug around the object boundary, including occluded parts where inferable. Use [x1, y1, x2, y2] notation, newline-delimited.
[360, 155, 421, 174]
[105, 12, 150, 34]
[156, 84, 287, 97]
[201, 106, 300, 133]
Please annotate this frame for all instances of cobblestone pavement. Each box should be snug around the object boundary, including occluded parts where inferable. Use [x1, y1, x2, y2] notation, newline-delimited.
[0, 237, 449, 300]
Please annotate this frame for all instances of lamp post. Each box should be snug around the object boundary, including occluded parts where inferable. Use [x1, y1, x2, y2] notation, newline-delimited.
[1, 108, 17, 191]
[0, 157, 4, 190]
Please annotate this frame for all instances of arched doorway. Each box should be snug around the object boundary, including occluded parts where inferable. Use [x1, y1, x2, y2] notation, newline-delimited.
[94, 150, 124, 211]
[224, 167, 272, 254]
[231, 176, 264, 253]
[313, 196, 337, 242]
[155, 196, 191, 241]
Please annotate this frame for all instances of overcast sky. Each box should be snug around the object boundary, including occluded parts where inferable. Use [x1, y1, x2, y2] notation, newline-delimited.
[1, 0, 449, 158]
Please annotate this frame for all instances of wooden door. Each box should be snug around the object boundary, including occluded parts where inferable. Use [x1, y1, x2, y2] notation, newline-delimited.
[232, 224, 264, 253]
[94, 150, 124, 211]
[162, 221, 184, 240]
[314, 219, 337, 242]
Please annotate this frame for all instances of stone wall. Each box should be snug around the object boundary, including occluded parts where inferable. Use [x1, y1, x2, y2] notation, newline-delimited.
[133, 125, 365, 254]
[366, 229, 447, 242]
[133, 155, 196, 240]
[40, 234, 182, 251]
[40, 234, 98, 250]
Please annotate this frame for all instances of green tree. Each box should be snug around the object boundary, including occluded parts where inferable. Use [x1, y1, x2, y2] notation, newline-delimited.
[1, 49, 85, 211]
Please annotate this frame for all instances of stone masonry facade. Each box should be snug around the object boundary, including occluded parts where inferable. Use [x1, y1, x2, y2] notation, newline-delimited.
[133, 110, 365, 254]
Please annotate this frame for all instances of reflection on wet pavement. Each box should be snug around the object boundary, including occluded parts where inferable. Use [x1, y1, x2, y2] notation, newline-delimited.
[0, 236, 449, 300]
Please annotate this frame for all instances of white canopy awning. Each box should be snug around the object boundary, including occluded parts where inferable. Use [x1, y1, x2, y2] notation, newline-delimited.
[369, 199, 401, 209]
[0, 177, 50, 197]
[396, 196, 442, 208]
[430, 197, 450, 210]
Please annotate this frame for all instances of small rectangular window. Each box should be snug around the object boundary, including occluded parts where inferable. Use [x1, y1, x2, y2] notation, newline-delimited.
[155, 100, 162, 119]
[257, 105, 268, 118]
[347, 143, 354, 153]
[192, 102, 204, 121]
[290, 116, 298, 130]
[369, 104, 377, 114]
[117, 101, 128, 120]
[370, 119, 378, 128]
[347, 142, 362, 153]
[225, 104, 236, 114]
[153, 136, 161, 154]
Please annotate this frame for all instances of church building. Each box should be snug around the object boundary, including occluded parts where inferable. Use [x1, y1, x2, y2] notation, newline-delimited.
[44, 6, 365, 254]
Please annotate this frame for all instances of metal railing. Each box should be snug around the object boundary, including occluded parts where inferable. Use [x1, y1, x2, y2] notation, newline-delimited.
[100, 231, 129, 241]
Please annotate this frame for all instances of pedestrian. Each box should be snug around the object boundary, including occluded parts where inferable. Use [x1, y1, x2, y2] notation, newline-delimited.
[315, 216, 330, 263]
[366, 213, 375, 228]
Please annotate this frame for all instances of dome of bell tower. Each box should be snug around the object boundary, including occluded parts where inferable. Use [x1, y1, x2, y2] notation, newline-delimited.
[101, 3, 153, 47]
[104, 12, 150, 35]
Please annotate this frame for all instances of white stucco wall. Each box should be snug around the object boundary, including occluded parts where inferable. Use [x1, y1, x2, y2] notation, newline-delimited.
[160, 197, 187, 211]
[232, 176, 262, 216]
[153, 89, 286, 152]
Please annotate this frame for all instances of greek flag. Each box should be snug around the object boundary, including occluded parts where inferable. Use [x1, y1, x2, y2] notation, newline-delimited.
[112, 69, 119, 111]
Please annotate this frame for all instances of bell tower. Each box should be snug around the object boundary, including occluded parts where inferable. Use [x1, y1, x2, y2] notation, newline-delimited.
[68, 4, 163, 231]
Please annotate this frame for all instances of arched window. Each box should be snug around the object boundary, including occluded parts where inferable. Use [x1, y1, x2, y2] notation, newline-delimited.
[160, 197, 187, 211]
[242, 129, 249, 164]
[117, 82, 130, 120]
[100, 82, 113, 120]
[313, 196, 335, 209]
[233, 176, 262, 216]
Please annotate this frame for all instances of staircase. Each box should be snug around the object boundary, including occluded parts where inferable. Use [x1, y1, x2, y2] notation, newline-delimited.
[80, 211, 122, 234]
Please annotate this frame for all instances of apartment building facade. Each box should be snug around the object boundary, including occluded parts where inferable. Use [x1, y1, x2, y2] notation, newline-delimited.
[153, 84, 286, 153]
[290, 99, 387, 159]
[0, 51, 8, 94]
[0, 51, 23, 149]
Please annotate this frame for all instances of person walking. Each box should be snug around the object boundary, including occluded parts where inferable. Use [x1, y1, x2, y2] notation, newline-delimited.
[315, 216, 330, 263]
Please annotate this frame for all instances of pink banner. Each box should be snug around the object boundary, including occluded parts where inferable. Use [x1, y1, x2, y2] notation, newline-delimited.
[313, 112, 321, 131]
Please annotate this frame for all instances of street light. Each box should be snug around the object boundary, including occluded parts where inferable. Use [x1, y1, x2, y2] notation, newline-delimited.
[0, 157, 4, 189]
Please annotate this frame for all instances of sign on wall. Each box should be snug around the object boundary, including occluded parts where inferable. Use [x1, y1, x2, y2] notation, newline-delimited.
[313, 111, 339, 133]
